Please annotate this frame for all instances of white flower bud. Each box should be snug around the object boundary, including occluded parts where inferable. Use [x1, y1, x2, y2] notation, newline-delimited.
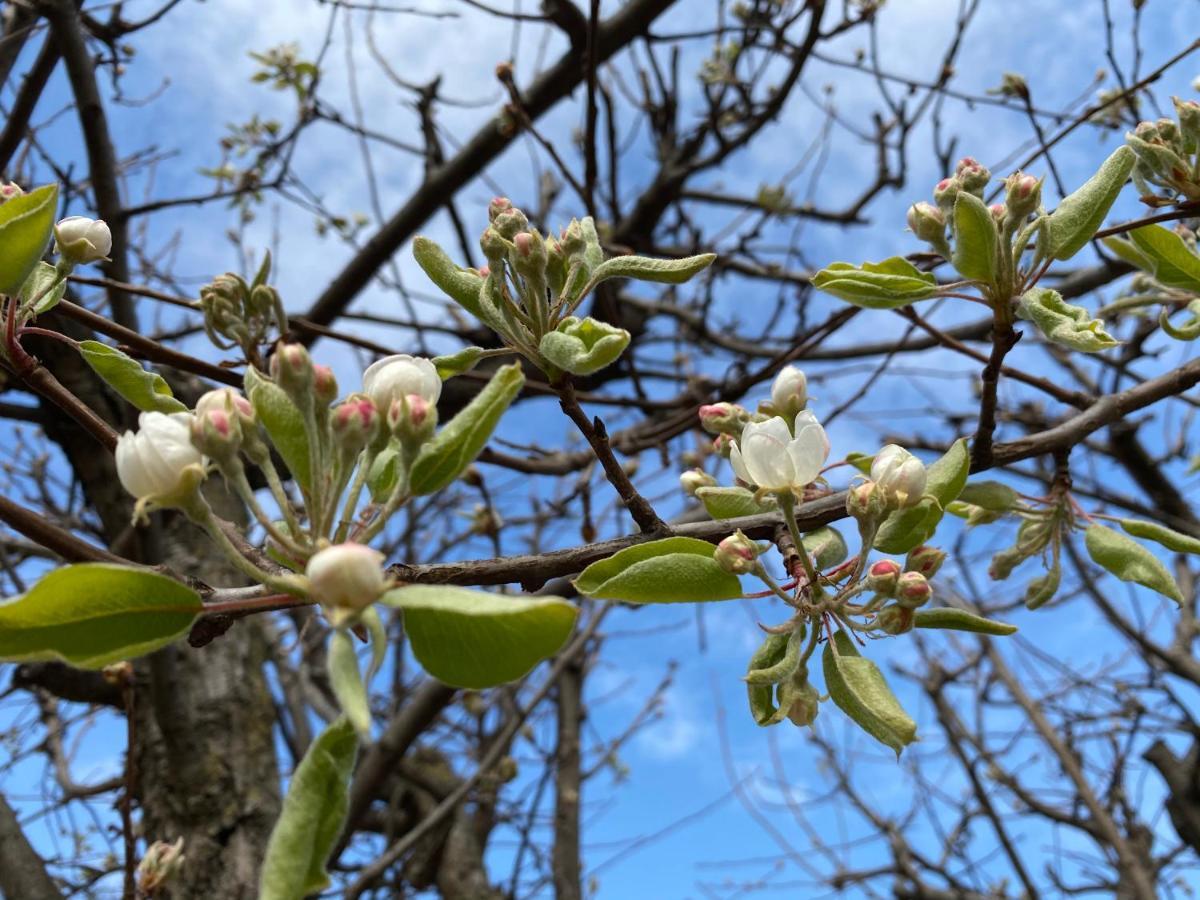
[54, 216, 113, 265]
[362, 354, 441, 414]
[770, 365, 808, 419]
[679, 468, 717, 496]
[114, 412, 205, 502]
[870, 444, 927, 508]
[306, 543, 389, 615]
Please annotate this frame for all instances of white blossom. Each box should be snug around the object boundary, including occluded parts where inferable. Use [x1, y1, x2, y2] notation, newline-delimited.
[361, 354, 441, 413]
[306, 543, 388, 613]
[115, 412, 204, 501]
[54, 216, 112, 264]
[870, 444, 927, 507]
[730, 411, 829, 491]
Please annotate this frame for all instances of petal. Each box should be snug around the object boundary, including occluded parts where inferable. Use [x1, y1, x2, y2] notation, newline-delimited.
[742, 430, 794, 490]
[786, 424, 830, 486]
[729, 443, 752, 484]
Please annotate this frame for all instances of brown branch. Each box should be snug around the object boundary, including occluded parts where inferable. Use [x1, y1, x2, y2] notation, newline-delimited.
[0, 792, 63, 900]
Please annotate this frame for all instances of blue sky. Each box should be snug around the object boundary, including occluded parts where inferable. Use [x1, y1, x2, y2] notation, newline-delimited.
[4, 0, 1200, 896]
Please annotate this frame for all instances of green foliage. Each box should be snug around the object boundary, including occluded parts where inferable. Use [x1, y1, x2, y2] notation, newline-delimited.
[913, 608, 1017, 635]
[0, 564, 202, 668]
[432, 346, 486, 379]
[1017, 288, 1119, 352]
[951, 192, 998, 285]
[874, 439, 969, 554]
[694, 485, 771, 520]
[1119, 518, 1200, 555]
[408, 363, 525, 495]
[382, 586, 577, 689]
[1039, 145, 1135, 261]
[259, 718, 357, 900]
[956, 480, 1019, 511]
[78, 341, 188, 414]
[539, 316, 631, 375]
[582, 252, 716, 289]
[811, 257, 938, 308]
[574, 536, 744, 603]
[245, 366, 312, 492]
[1084, 523, 1183, 605]
[412, 236, 488, 321]
[822, 631, 917, 756]
[745, 632, 790, 726]
[803, 526, 848, 569]
[0, 184, 58, 295]
[1125, 223, 1200, 292]
[20, 261, 67, 315]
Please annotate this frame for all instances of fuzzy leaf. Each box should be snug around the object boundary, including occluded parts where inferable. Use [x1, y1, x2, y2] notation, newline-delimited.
[408, 363, 525, 494]
[951, 192, 998, 284]
[875, 438, 969, 554]
[1161, 299, 1200, 341]
[812, 257, 938, 308]
[0, 184, 58, 295]
[746, 632, 790, 726]
[382, 586, 577, 689]
[367, 445, 400, 503]
[245, 366, 312, 493]
[78, 341, 187, 414]
[803, 526, 848, 569]
[913, 608, 1017, 635]
[1041, 146, 1134, 261]
[584, 252, 715, 289]
[822, 631, 917, 757]
[1017, 287, 1119, 353]
[956, 480, 1019, 511]
[259, 718, 357, 900]
[1127, 224, 1200, 292]
[1024, 562, 1061, 610]
[539, 316, 630, 375]
[432, 346, 485, 379]
[574, 536, 743, 603]
[412, 236, 486, 319]
[328, 629, 371, 738]
[694, 485, 771, 520]
[20, 261, 67, 314]
[0, 564, 202, 668]
[1085, 523, 1183, 605]
[1119, 518, 1200, 555]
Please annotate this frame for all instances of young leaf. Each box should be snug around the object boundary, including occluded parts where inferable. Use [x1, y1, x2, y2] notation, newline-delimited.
[913, 608, 1017, 635]
[1101, 234, 1154, 272]
[259, 718, 357, 900]
[845, 451, 874, 475]
[408, 362, 525, 495]
[381, 586, 577, 689]
[875, 438, 969, 554]
[951, 192, 998, 285]
[20, 261, 67, 314]
[1127, 224, 1200, 293]
[367, 444, 401, 503]
[812, 257, 938, 308]
[1040, 145, 1134, 261]
[539, 316, 631, 376]
[743, 626, 803, 685]
[1119, 518, 1200, 555]
[746, 632, 790, 726]
[582, 252, 715, 291]
[412, 236, 486, 319]
[1017, 287, 1119, 353]
[328, 629, 371, 738]
[1024, 562, 1061, 610]
[1161, 299, 1200, 341]
[245, 366, 312, 492]
[1084, 523, 1184, 605]
[822, 630, 917, 757]
[694, 485, 771, 520]
[78, 341, 188, 414]
[956, 480, 1019, 511]
[0, 563, 202, 668]
[432, 346, 485, 379]
[0, 184, 58, 295]
[574, 536, 743, 603]
[803, 526, 848, 569]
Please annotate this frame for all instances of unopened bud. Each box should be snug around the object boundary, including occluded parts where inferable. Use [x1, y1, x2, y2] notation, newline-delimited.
[306, 542, 389, 619]
[488, 196, 514, 222]
[388, 393, 437, 450]
[895, 571, 932, 608]
[493, 206, 529, 239]
[54, 216, 113, 265]
[866, 559, 901, 595]
[988, 546, 1024, 581]
[313, 364, 339, 407]
[846, 480, 885, 522]
[933, 176, 960, 211]
[190, 407, 242, 461]
[907, 201, 946, 245]
[1004, 172, 1042, 220]
[270, 342, 313, 397]
[989, 203, 1007, 224]
[714, 530, 760, 575]
[870, 445, 927, 509]
[512, 229, 548, 277]
[876, 604, 914, 635]
[770, 365, 808, 419]
[784, 679, 820, 728]
[1173, 96, 1200, 144]
[680, 468, 717, 496]
[712, 432, 735, 459]
[698, 402, 749, 436]
[906, 545, 946, 578]
[480, 226, 509, 263]
[560, 219, 586, 257]
[955, 157, 991, 195]
[331, 394, 380, 454]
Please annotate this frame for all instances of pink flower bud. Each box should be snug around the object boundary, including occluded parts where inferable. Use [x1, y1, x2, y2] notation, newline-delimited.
[866, 559, 901, 595]
[906, 545, 947, 578]
[714, 530, 760, 575]
[270, 342, 314, 397]
[313, 364, 338, 407]
[895, 571, 932, 609]
[332, 394, 380, 454]
[955, 157, 991, 195]
[190, 408, 243, 461]
[876, 604, 914, 635]
[388, 393, 438, 449]
[514, 232, 533, 256]
[488, 196, 513, 222]
[933, 176, 960, 210]
[698, 402, 749, 436]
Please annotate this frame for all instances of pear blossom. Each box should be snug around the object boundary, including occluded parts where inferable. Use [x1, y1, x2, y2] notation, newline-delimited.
[362, 354, 441, 414]
[115, 412, 204, 501]
[306, 543, 388, 613]
[54, 216, 112, 264]
[871, 444, 927, 507]
[770, 365, 808, 417]
[729, 411, 830, 491]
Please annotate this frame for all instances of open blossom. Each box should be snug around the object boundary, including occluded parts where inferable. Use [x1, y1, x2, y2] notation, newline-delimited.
[54, 216, 112, 264]
[306, 543, 388, 613]
[115, 412, 204, 501]
[362, 354, 441, 413]
[730, 411, 829, 491]
[871, 444, 927, 507]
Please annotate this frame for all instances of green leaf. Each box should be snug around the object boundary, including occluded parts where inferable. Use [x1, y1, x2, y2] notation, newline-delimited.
[1024, 562, 1061, 610]
[694, 485, 771, 520]
[875, 438, 969, 554]
[1084, 523, 1184, 605]
[812, 257, 938, 308]
[245, 366, 312, 493]
[432, 346, 485, 379]
[957, 480, 1019, 511]
[1101, 235, 1155, 272]
[583, 252, 715, 290]
[1041, 145, 1135, 261]
[574, 536, 744, 603]
[259, 718, 357, 900]
[328, 629, 371, 738]
[744, 626, 803, 685]
[1017, 287, 1119, 353]
[845, 451, 875, 475]
[408, 362, 525, 495]
[367, 444, 400, 503]
[19, 261, 66, 314]
[0, 184, 58, 295]
[78, 341, 187, 414]
[381, 586, 577, 689]
[913, 608, 1017, 635]
[0, 563, 202, 668]
[1119, 518, 1200, 555]
[1161, 298, 1200, 341]
[822, 630, 917, 757]
[413, 236, 486, 319]
[803, 526, 848, 570]
[1127, 224, 1200, 292]
[538, 316, 630, 376]
[951, 192, 998, 285]
[746, 632, 789, 726]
